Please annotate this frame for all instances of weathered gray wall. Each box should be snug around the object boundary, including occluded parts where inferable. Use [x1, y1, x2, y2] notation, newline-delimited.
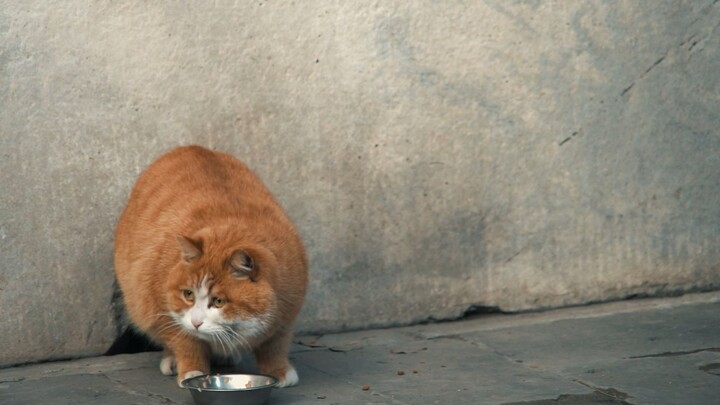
[2, 1, 719, 367]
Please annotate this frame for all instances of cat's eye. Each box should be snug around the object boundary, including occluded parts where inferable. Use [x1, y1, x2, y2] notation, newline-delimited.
[212, 297, 226, 308]
[182, 289, 195, 301]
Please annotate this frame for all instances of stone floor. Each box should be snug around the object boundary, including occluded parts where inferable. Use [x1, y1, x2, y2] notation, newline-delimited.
[1, 292, 719, 405]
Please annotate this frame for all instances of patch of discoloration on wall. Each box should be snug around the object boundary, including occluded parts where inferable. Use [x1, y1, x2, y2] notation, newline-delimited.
[2, 0, 720, 366]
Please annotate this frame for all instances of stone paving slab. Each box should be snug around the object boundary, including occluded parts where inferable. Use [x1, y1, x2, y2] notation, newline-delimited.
[292, 336, 589, 405]
[568, 351, 720, 405]
[1, 292, 718, 405]
[457, 300, 720, 371]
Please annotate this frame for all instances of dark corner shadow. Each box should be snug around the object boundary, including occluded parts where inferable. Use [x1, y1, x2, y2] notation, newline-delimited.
[104, 327, 162, 356]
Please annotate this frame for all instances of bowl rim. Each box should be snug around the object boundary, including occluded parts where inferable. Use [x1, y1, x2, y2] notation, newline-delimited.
[181, 373, 279, 392]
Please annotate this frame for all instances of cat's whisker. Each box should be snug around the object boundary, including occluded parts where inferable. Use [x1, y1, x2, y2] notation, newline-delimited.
[224, 333, 237, 358]
[219, 329, 240, 356]
[226, 331, 249, 349]
[154, 319, 182, 336]
[145, 312, 173, 323]
[143, 313, 176, 333]
[213, 331, 230, 357]
[153, 319, 172, 330]
[223, 328, 252, 353]
[226, 330, 241, 351]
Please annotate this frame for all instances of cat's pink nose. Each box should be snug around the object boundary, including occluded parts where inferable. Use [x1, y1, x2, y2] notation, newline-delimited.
[191, 319, 203, 329]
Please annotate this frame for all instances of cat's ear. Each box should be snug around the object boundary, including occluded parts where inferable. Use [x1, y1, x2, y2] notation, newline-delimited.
[176, 235, 203, 262]
[230, 250, 256, 281]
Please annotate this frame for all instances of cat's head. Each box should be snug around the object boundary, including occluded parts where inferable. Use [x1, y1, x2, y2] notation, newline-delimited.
[164, 229, 278, 344]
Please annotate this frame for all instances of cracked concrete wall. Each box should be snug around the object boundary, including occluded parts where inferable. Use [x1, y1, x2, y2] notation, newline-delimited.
[1, 1, 719, 367]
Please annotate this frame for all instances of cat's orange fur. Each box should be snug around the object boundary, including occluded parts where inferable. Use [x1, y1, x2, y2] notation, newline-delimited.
[114, 145, 308, 387]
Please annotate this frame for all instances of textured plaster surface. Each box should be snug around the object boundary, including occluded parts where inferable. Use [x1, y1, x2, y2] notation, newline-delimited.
[1, 1, 719, 366]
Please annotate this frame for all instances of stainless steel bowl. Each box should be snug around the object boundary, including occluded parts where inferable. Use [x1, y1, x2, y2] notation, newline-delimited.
[181, 373, 279, 405]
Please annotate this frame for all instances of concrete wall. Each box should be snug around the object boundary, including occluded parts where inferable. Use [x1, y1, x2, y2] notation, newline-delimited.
[2, 1, 719, 367]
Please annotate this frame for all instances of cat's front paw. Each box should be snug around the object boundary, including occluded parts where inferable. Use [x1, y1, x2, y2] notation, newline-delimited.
[159, 355, 176, 376]
[177, 370, 205, 387]
[275, 365, 299, 388]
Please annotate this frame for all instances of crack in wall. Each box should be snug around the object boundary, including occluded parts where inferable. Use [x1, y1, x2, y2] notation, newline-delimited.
[621, 55, 666, 97]
[621, 0, 719, 97]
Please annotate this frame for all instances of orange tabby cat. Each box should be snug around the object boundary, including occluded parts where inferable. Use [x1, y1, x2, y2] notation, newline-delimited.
[114, 145, 308, 387]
